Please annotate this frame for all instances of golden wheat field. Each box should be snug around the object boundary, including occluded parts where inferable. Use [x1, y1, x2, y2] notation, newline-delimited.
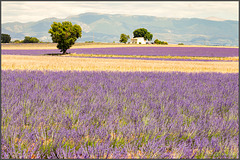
[67, 53, 239, 61]
[2, 55, 238, 73]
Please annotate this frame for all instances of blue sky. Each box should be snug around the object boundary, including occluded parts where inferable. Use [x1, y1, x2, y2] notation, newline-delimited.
[2, 1, 239, 23]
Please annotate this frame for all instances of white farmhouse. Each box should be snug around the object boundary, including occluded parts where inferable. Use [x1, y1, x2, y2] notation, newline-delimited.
[130, 37, 146, 44]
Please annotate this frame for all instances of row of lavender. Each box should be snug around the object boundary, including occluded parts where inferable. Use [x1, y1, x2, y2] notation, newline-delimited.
[1, 70, 238, 159]
[1, 47, 239, 57]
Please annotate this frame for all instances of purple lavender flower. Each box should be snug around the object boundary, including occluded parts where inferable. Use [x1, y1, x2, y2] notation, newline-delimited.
[1, 70, 238, 159]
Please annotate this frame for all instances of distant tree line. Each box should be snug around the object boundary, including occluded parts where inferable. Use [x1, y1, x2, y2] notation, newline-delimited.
[14, 36, 40, 43]
[1, 34, 41, 43]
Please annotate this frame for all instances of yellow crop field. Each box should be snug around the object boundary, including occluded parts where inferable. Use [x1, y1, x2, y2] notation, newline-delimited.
[67, 53, 239, 61]
[2, 55, 238, 73]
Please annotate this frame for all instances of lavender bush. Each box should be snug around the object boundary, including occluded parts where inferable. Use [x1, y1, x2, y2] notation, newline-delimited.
[1, 70, 239, 159]
[1, 47, 238, 57]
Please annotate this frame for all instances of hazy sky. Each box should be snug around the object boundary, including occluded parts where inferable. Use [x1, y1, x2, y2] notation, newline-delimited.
[2, 1, 239, 23]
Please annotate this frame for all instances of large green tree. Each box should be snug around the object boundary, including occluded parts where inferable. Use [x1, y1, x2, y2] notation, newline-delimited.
[1, 34, 11, 43]
[133, 28, 153, 41]
[48, 21, 82, 54]
[119, 33, 130, 44]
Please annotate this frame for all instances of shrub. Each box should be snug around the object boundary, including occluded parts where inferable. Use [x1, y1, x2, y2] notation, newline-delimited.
[163, 41, 168, 45]
[154, 39, 168, 45]
[23, 36, 40, 43]
[13, 40, 21, 43]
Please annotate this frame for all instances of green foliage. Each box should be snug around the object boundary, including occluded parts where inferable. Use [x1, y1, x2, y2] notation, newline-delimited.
[48, 21, 82, 54]
[23, 36, 40, 43]
[30, 37, 40, 43]
[154, 39, 159, 44]
[23, 36, 31, 43]
[154, 39, 168, 45]
[163, 41, 168, 45]
[13, 40, 21, 43]
[119, 33, 130, 44]
[133, 28, 153, 41]
[178, 43, 184, 45]
[1, 34, 11, 43]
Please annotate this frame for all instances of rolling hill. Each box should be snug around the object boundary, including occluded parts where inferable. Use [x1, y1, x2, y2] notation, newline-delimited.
[2, 12, 239, 46]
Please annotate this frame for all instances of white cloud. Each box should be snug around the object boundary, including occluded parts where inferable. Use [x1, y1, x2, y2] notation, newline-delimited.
[1, 1, 238, 23]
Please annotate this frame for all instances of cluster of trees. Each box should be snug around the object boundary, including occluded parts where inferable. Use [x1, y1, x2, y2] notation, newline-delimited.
[3, 21, 83, 55]
[1, 34, 40, 43]
[21, 36, 40, 43]
[154, 39, 168, 45]
[3, 21, 171, 55]
[119, 28, 170, 45]
[119, 28, 153, 44]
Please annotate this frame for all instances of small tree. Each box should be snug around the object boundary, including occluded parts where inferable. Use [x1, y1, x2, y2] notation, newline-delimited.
[13, 40, 21, 43]
[48, 21, 82, 54]
[119, 34, 130, 44]
[30, 37, 40, 43]
[1, 34, 11, 43]
[133, 28, 153, 41]
[163, 41, 168, 45]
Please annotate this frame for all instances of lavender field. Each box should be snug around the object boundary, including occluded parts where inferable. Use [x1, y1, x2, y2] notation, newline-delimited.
[1, 70, 238, 159]
[1, 47, 239, 57]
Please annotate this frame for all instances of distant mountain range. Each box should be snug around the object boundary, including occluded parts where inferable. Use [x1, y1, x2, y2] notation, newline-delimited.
[2, 12, 239, 46]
